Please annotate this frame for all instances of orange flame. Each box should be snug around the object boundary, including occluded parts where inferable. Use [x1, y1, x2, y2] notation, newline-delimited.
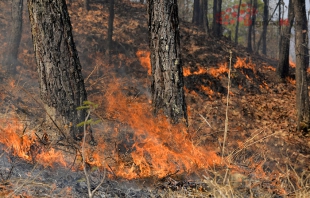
[184, 63, 228, 78]
[0, 117, 67, 168]
[136, 50, 151, 75]
[100, 80, 221, 179]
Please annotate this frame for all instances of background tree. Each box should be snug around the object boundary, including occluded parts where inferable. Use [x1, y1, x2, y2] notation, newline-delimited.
[107, 0, 115, 63]
[276, 0, 294, 78]
[192, 0, 203, 25]
[85, 0, 90, 11]
[294, 0, 310, 132]
[234, 0, 242, 44]
[201, 0, 210, 35]
[27, 0, 89, 140]
[2, 0, 23, 74]
[148, 0, 188, 125]
[262, 0, 268, 55]
[213, 0, 222, 37]
[246, 0, 253, 52]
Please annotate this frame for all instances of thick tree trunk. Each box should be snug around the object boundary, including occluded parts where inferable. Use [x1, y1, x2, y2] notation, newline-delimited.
[294, 0, 310, 132]
[234, 0, 242, 44]
[107, 0, 115, 63]
[213, 0, 222, 37]
[148, 0, 188, 125]
[276, 0, 294, 78]
[262, 0, 268, 55]
[27, 0, 88, 140]
[2, 0, 23, 74]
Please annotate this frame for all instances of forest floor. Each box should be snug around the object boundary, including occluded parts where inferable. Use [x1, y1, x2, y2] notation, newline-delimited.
[0, 0, 309, 197]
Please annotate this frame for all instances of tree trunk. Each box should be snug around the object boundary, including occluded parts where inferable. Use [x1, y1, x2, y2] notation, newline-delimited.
[276, 0, 294, 78]
[27, 0, 89, 140]
[202, 0, 210, 35]
[107, 0, 115, 63]
[294, 0, 310, 132]
[84, 0, 90, 11]
[213, 0, 222, 37]
[262, 0, 268, 55]
[148, 0, 188, 125]
[234, 0, 242, 44]
[192, 0, 203, 26]
[192, 0, 199, 25]
[247, 0, 253, 53]
[252, 0, 257, 50]
[2, 0, 23, 74]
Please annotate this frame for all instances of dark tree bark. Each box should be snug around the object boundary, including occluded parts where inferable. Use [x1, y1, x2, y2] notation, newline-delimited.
[252, 0, 257, 49]
[202, 0, 210, 35]
[262, 0, 268, 55]
[148, 0, 188, 125]
[276, 0, 294, 78]
[192, 0, 200, 24]
[234, 0, 242, 44]
[84, 0, 90, 11]
[294, 0, 310, 132]
[2, 0, 23, 74]
[27, 0, 89, 140]
[192, 0, 204, 26]
[247, 0, 253, 53]
[213, 0, 222, 37]
[107, 0, 115, 63]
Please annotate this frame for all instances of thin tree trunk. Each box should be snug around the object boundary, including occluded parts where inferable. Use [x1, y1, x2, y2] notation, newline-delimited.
[202, 0, 210, 35]
[294, 0, 310, 132]
[247, 0, 253, 53]
[276, 0, 294, 78]
[262, 0, 268, 54]
[85, 0, 90, 11]
[107, 0, 115, 63]
[3, 0, 23, 74]
[192, 0, 199, 24]
[148, 0, 188, 125]
[213, 0, 222, 37]
[234, 0, 242, 44]
[252, 0, 257, 50]
[27, 0, 89, 140]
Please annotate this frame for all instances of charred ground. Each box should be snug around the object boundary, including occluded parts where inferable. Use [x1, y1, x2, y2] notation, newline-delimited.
[0, 0, 309, 197]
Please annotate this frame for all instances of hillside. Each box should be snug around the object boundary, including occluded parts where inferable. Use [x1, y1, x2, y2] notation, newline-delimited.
[0, 0, 309, 197]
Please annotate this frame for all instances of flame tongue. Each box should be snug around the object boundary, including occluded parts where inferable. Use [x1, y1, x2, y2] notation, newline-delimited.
[102, 81, 221, 179]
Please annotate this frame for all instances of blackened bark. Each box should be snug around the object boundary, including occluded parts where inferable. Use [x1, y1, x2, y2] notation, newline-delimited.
[294, 0, 310, 132]
[234, 0, 242, 44]
[277, 0, 294, 78]
[27, 0, 88, 140]
[262, 0, 268, 55]
[148, 0, 188, 125]
[2, 0, 23, 74]
[213, 0, 222, 37]
[107, 0, 115, 63]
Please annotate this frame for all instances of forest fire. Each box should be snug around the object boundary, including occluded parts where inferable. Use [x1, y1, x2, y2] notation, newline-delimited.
[0, 117, 67, 167]
[136, 50, 151, 75]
